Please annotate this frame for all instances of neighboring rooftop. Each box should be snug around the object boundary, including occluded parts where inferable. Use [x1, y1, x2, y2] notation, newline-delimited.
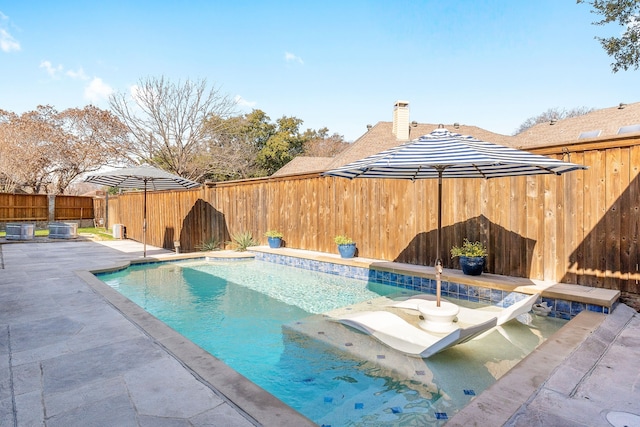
[271, 156, 335, 177]
[272, 100, 640, 176]
[513, 102, 640, 148]
[324, 121, 516, 170]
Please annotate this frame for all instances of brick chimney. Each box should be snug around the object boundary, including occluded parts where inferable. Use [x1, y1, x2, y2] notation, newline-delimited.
[392, 100, 410, 140]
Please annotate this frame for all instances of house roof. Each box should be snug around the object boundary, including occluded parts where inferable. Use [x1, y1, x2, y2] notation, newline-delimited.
[271, 156, 335, 177]
[271, 101, 640, 176]
[513, 102, 640, 148]
[324, 122, 516, 169]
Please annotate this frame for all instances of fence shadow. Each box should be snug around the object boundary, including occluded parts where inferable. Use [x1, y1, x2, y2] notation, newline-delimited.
[562, 174, 639, 293]
[394, 215, 537, 276]
[178, 199, 229, 252]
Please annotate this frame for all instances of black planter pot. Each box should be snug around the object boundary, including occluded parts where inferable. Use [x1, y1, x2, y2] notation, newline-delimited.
[459, 256, 485, 275]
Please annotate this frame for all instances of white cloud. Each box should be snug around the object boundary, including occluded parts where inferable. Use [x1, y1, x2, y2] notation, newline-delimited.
[39, 60, 63, 77]
[0, 13, 20, 53]
[0, 28, 20, 52]
[284, 51, 304, 65]
[84, 77, 113, 103]
[235, 95, 256, 108]
[66, 67, 89, 80]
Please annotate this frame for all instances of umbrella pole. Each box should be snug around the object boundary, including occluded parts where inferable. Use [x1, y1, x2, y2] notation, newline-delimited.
[436, 169, 443, 307]
[143, 180, 147, 258]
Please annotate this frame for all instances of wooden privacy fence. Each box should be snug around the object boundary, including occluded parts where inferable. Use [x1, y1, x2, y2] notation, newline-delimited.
[99, 135, 640, 293]
[53, 195, 94, 220]
[0, 194, 94, 222]
[0, 193, 47, 221]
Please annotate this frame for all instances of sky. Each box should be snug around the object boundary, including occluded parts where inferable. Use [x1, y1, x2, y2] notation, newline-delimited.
[1, 1, 639, 141]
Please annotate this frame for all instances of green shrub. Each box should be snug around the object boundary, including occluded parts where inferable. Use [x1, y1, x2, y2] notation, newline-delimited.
[264, 230, 284, 238]
[228, 231, 258, 252]
[196, 237, 222, 251]
[334, 235, 354, 245]
[450, 239, 488, 258]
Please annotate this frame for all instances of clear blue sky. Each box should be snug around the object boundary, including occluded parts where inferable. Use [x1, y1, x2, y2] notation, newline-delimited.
[1, 1, 638, 141]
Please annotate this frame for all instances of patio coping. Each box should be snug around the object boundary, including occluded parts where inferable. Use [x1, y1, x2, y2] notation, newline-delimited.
[78, 269, 315, 427]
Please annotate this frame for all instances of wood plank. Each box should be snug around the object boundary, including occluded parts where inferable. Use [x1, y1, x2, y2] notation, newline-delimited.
[605, 148, 622, 289]
[554, 172, 567, 282]
[616, 148, 631, 290]
[593, 149, 607, 287]
[542, 174, 557, 281]
[569, 152, 586, 283]
[628, 145, 640, 292]
[524, 175, 541, 279]
[509, 176, 527, 277]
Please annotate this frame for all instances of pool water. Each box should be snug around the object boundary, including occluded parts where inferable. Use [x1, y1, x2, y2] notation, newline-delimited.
[99, 259, 566, 426]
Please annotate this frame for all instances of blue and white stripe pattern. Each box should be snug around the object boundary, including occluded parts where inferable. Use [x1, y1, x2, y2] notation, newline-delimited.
[324, 128, 587, 180]
[85, 164, 200, 190]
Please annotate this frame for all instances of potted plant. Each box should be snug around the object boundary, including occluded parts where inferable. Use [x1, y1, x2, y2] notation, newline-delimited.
[334, 235, 356, 258]
[265, 230, 284, 248]
[450, 239, 488, 275]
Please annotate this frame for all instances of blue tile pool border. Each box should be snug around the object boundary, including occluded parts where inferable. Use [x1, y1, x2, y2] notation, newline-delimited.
[251, 251, 612, 319]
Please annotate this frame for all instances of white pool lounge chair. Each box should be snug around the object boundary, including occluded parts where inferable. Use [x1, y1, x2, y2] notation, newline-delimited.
[336, 311, 498, 358]
[389, 292, 540, 326]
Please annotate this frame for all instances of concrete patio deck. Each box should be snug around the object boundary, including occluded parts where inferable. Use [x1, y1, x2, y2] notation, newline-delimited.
[0, 238, 638, 426]
[0, 239, 314, 427]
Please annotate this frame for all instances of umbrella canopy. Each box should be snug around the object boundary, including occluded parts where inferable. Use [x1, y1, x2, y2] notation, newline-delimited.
[323, 128, 587, 305]
[85, 164, 200, 257]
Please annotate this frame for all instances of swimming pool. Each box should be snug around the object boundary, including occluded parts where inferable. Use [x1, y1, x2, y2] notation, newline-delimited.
[98, 259, 566, 426]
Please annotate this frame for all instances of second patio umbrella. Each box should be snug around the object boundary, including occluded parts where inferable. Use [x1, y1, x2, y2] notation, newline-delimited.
[85, 164, 200, 257]
[323, 128, 587, 306]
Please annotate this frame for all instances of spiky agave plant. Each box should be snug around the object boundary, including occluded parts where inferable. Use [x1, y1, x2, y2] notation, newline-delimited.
[228, 231, 258, 252]
[196, 237, 223, 251]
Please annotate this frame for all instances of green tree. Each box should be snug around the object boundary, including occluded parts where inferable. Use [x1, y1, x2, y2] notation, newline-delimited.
[202, 109, 345, 180]
[578, 0, 640, 72]
[244, 109, 276, 150]
[256, 116, 307, 174]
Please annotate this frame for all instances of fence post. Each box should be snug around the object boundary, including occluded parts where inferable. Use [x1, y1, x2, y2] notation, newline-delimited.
[48, 195, 55, 222]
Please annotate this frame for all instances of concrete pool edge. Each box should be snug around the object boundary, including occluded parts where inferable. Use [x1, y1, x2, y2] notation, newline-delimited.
[76, 269, 317, 427]
[446, 311, 613, 427]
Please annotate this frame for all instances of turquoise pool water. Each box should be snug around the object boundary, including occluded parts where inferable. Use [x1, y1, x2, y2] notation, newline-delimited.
[98, 259, 566, 426]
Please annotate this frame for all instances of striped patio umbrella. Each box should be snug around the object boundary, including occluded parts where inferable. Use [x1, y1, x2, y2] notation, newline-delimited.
[323, 128, 587, 305]
[85, 164, 200, 257]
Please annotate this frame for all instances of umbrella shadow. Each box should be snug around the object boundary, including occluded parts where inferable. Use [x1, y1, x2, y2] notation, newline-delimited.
[395, 215, 537, 275]
[167, 199, 229, 252]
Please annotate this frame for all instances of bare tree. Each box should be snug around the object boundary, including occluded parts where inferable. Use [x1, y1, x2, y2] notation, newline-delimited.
[302, 127, 350, 157]
[0, 105, 130, 194]
[109, 76, 237, 181]
[0, 106, 59, 193]
[51, 106, 130, 194]
[514, 106, 594, 135]
[201, 114, 262, 180]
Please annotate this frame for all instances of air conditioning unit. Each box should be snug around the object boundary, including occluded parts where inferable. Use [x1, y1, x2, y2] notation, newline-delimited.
[113, 224, 125, 239]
